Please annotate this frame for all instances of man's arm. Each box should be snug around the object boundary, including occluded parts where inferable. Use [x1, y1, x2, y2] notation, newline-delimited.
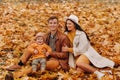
[49, 35, 70, 59]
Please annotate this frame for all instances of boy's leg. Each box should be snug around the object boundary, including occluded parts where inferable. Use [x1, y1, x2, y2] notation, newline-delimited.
[32, 59, 39, 72]
[40, 58, 46, 73]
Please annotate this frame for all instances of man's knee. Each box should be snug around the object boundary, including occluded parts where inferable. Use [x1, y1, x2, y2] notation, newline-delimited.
[46, 59, 59, 71]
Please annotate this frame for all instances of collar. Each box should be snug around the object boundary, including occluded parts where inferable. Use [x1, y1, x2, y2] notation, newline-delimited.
[47, 30, 59, 40]
[50, 32, 57, 39]
[76, 30, 83, 35]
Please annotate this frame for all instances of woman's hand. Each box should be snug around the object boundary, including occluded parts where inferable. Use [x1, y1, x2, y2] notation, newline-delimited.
[62, 45, 69, 52]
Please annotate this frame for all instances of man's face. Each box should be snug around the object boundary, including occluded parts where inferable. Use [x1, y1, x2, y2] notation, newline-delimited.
[48, 19, 59, 31]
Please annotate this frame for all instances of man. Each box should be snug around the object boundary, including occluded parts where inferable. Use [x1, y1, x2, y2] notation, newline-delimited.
[6, 16, 70, 79]
[44, 16, 70, 71]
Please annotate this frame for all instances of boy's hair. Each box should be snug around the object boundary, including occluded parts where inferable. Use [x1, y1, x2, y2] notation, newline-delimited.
[47, 16, 58, 22]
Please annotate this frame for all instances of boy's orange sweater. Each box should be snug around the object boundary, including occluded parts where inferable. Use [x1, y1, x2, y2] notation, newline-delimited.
[27, 42, 52, 60]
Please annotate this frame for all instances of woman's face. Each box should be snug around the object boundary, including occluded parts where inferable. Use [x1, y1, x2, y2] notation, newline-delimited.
[66, 20, 76, 31]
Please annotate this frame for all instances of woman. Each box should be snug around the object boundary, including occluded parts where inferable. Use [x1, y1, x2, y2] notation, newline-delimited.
[62, 14, 115, 80]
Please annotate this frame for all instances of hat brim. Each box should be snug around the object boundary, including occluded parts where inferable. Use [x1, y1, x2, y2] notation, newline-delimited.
[65, 17, 79, 25]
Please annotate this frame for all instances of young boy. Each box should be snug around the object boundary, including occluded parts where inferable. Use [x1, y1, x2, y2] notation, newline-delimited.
[27, 32, 52, 73]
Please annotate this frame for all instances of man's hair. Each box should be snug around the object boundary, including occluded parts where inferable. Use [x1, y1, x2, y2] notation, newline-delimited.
[47, 16, 58, 22]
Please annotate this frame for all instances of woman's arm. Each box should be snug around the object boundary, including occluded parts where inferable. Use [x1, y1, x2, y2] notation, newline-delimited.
[62, 45, 73, 53]
[73, 32, 90, 56]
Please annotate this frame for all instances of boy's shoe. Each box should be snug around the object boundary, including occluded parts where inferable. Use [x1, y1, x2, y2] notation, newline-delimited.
[41, 70, 46, 74]
[28, 71, 37, 76]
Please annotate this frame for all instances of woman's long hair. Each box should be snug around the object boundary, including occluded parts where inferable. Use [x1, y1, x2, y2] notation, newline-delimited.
[64, 19, 90, 41]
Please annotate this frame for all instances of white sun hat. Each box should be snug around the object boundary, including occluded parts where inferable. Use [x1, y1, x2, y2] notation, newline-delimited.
[66, 14, 79, 25]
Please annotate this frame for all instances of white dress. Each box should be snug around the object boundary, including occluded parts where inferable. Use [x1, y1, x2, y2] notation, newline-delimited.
[69, 30, 115, 68]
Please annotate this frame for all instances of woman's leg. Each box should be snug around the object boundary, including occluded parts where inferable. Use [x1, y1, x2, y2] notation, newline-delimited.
[76, 55, 104, 79]
[76, 55, 96, 73]
[77, 62, 96, 73]
[76, 67, 84, 73]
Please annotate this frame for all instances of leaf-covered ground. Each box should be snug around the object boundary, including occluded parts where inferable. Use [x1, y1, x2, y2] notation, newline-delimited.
[0, 0, 120, 80]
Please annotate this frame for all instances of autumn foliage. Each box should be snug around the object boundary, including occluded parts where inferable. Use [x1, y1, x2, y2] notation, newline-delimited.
[0, 0, 120, 80]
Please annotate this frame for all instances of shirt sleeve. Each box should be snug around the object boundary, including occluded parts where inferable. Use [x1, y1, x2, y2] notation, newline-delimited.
[44, 44, 52, 53]
[73, 32, 90, 56]
[68, 48, 73, 53]
[27, 43, 37, 53]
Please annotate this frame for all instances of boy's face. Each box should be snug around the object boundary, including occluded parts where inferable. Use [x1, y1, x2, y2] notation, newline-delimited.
[36, 36, 44, 45]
